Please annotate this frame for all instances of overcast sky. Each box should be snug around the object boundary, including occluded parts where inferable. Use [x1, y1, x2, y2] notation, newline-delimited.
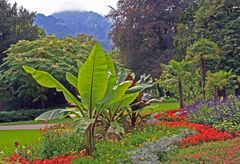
[9, 0, 118, 16]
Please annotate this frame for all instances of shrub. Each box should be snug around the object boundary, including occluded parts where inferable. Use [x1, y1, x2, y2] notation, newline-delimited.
[0, 109, 50, 123]
[0, 35, 94, 109]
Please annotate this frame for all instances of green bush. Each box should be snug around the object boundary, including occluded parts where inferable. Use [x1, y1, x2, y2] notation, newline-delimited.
[0, 35, 95, 109]
[0, 109, 49, 123]
[16, 129, 83, 160]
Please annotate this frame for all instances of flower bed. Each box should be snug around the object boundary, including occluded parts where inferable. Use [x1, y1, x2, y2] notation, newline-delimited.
[163, 137, 240, 163]
[153, 109, 233, 146]
[157, 121, 233, 146]
[7, 153, 75, 164]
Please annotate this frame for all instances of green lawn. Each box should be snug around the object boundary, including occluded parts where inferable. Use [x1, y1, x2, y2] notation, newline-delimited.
[0, 130, 41, 156]
[141, 102, 179, 116]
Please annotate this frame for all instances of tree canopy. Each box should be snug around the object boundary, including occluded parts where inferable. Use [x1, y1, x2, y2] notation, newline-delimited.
[0, 0, 42, 62]
[0, 35, 95, 109]
[107, 0, 195, 76]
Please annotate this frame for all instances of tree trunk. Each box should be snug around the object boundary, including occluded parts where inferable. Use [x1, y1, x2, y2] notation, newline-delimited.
[222, 87, 227, 99]
[235, 82, 240, 96]
[200, 57, 206, 99]
[86, 123, 95, 155]
[214, 87, 218, 100]
[178, 78, 184, 109]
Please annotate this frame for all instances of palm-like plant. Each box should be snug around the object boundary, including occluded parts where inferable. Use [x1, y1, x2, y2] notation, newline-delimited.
[236, 76, 240, 96]
[206, 70, 233, 99]
[23, 43, 144, 155]
[186, 38, 220, 99]
[160, 59, 193, 108]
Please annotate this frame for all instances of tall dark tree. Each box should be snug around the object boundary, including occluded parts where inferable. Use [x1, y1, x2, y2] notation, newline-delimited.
[0, 0, 41, 62]
[107, 0, 195, 76]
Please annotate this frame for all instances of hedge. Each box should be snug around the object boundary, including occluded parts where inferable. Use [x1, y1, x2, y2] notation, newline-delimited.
[0, 109, 50, 123]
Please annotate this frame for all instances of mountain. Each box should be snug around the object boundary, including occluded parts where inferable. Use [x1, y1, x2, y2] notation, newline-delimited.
[34, 11, 112, 51]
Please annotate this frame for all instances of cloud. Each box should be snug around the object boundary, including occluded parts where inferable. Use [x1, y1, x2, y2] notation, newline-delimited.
[8, 0, 118, 15]
[56, 1, 86, 12]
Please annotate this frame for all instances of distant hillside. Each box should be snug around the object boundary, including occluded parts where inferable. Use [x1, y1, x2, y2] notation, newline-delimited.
[35, 11, 112, 51]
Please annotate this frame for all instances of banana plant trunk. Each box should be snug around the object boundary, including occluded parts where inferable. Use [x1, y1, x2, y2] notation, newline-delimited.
[86, 123, 95, 155]
[178, 77, 184, 109]
[200, 57, 206, 99]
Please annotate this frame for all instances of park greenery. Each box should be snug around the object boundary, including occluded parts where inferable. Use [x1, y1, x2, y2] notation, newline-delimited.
[0, 0, 239, 163]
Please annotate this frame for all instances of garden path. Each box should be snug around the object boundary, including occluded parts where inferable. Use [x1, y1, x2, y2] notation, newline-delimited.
[0, 124, 55, 130]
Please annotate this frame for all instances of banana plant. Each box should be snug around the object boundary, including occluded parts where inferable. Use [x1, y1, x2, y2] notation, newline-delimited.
[99, 66, 147, 135]
[23, 43, 142, 155]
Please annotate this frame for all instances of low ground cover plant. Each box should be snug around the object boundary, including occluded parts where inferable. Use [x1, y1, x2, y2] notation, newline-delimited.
[186, 96, 240, 133]
[157, 121, 233, 146]
[162, 137, 240, 163]
[73, 125, 183, 164]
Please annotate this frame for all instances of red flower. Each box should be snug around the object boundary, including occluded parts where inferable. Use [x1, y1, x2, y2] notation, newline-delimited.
[155, 121, 233, 146]
[153, 113, 160, 119]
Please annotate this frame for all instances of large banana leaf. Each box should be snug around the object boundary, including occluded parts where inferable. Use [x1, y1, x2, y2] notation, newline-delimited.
[23, 66, 82, 108]
[66, 72, 78, 89]
[78, 43, 108, 110]
[73, 118, 95, 133]
[111, 92, 139, 111]
[101, 81, 132, 107]
[116, 67, 130, 84]
[126, 85, 144, 94]
[106, 55, 117, 93]
[35, 109, 69, 121]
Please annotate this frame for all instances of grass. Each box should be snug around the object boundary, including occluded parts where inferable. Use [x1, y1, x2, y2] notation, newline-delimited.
[0, 130, 41, 156]
[162, 137, 240, 163]
[141, 102, 179, 116]
[0, 118, 72, 126]
[73, 125, 182, 164]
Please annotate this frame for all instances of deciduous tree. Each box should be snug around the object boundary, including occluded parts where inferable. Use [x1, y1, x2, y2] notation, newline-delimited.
[107, 0, 195, 76]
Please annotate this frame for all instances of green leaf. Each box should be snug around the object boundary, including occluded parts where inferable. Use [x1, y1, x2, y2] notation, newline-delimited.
[73, 118, 95, 134]
[35, 109, 67, 121]
[66, 72, 78, 88]
[102, 81, 132, 107]
[111, 92, 139, 110]
[117, 67, 130, 84]
[106, 55, 117, 93]
[126, 85, 144, 94]
[110, 121, 125, 135]
[78, 43, 108, 109]
[23, 65, 82, 108]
